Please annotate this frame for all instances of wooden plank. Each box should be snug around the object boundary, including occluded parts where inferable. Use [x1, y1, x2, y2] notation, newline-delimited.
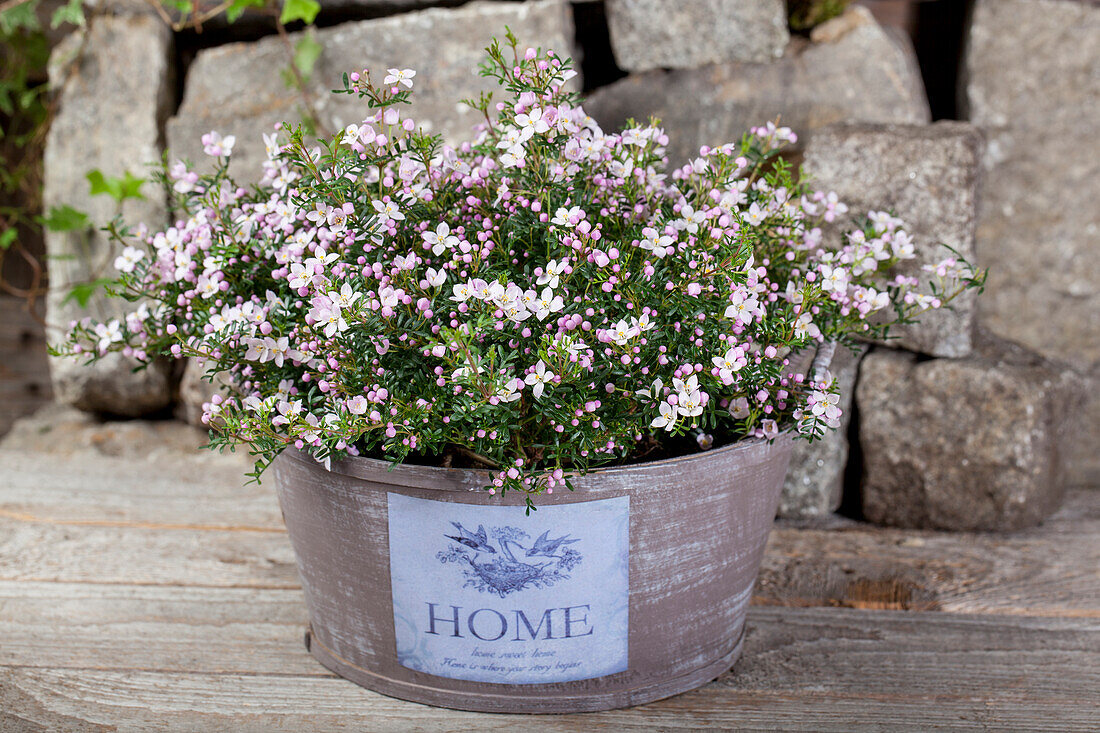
[2, 607, 1097, 731]
[0, 520, 299, 588]
[0, 582, 316, 676]
[0, 451, 277, 529]
[757, 489, 1100, 617]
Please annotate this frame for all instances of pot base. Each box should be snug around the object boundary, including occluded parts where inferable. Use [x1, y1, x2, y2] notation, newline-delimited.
[305, 624, 746, 714]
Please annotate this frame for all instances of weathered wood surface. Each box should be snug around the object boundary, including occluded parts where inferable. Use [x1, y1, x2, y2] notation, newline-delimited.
[1, 408, 1098, 729]
[760, 489, 1100, 617]
[3, 602, 1097, 732]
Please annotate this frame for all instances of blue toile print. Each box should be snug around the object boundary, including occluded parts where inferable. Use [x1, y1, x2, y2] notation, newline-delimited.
[437, 523, 582, 597]
[387, 493, 630, 685]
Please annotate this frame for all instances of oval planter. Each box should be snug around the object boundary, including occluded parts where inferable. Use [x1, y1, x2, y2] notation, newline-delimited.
[271, 434, 796, 713]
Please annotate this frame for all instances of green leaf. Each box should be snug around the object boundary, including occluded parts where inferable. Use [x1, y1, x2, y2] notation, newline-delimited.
[293, 31, 322, 79]
[63, 277, 115, 308]
[85, 169, 111, 197]
[279, 0, 320, 25]
[86, 169, 145, 203]
[0, 1, 41, 34]
[116, 170, 146, 201]
[0, 228, 17, 250]
[49, 0, 85, 29]
[226, 0, 264, 23]
[40, 204, 89, 232]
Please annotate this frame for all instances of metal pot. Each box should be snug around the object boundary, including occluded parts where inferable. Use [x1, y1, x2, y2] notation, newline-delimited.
[272, 433, 796, 713]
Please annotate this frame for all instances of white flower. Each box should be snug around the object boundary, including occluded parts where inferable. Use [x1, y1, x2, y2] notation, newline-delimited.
[383, 68, 416, 88]
[676, 204, 707, 234]
[650, 400, 678, 431]
[313, 301, 348, 338]
[393, 252, 418, 270]
[672, 374, 699, 395]
[677, 389, 704, 418]
[372, 199, 405, 221]
[496, 126, 527, 151]
[500, 148, 526, 169]
[537, 259, 566, 289]
[245, 336, 303, 367]
[113, 246, 144, 273]
[515, 107, 550, 137]
[425, 267, 447, 288]
[93, 320, 123, 352]
[810, 390, 842, 422]
[196, 274, 221, 299]
[632, 313, 655, 332]
[711, 345, 747, 385]
[346, 395, 369, 415]
[524, 360, 556, 399]
[334, 283, 361, 311]
[551, 205, 585, 228]
[744, 201, 767, 226]
[729, 397, 751, 420]
[288, 263, 313, 290]
[422, 221, 459, 256]
[819, 264, 849, 293]
[502, 301, 532, 323]
[201, 130, 235, 157]
[534, 287, 564, 320]
[495, 378, 523, 403]
[610, 319, 638, 345]
[379, 286, 403, 310]
[271, 399, 302, 426]
[793, 312, 822, 339]
[892, 230, 916, 260]
[451, 282, 472, 302]
[638, 227, 674, 258]
[635, 377, 664, 400]
[263, 132, 281, 158]
[724, 291, 762, 322]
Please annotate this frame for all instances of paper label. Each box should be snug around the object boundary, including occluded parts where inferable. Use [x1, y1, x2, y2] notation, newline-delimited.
[387, 492, 629, 685]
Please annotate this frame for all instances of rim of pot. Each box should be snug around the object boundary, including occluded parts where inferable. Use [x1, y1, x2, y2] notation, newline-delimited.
[282, 433, 790, 493]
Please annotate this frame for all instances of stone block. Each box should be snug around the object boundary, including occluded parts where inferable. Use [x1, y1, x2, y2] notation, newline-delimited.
[587, 6, 928, 165]
[857, 343, 1070, 531]
[606, 0, 787, 71]
[167, 0, 576, 182]
[802, 121, 983, 358]
[43, 14, 175, 415]
[963, 0, 1100, 485]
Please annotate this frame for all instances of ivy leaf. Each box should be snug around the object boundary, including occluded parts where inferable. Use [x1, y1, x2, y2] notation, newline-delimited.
[63, 277, 115, 308]
[279, 0, 320, 25]
[40, 204, 89, 232]
[0, 228, 17, 250]
[293, 31, 322, 79]
[226, 0, 264, 23]
[50, 0, 85, 29]
[0, 2, 40, 34]
[86, 169, 145, 203]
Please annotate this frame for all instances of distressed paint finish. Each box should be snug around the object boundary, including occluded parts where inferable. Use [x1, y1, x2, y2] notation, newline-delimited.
[271, 436, 795, 713]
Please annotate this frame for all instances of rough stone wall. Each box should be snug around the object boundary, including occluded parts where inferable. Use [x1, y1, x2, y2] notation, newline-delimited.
[41, 0, 1098, 525]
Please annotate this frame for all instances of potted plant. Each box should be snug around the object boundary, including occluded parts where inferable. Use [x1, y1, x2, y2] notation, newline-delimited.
[55, 35, 981, 713]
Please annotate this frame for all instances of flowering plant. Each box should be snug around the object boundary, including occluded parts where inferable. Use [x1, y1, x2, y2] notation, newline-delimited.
[55, 34, 982, 506]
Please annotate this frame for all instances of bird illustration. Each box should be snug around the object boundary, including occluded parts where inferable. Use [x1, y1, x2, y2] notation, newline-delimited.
[445, 522, 497, 553]
[525, 530, 580, 558]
